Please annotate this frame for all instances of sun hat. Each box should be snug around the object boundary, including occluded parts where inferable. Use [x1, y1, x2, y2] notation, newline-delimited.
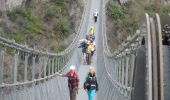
[70, 65, 75, 70]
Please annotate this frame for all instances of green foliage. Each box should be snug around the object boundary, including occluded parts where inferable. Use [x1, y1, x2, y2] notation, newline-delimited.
[7, 7, 43, 41]
[107, 3, 124, 20]
[3, 0, 83, 52]
[0, 21, 2, 27]
[44, 5, 61, 18]
[10, 32, 26, 43]
[144, 4, 156, 12]
[51, 0, 65, 5]
[57, 44, 67, 52]
[107, 1, 140, 48]
[54, 18, 71, 37]
[161, 6, 170, 13]
[144, 3, 170, 13]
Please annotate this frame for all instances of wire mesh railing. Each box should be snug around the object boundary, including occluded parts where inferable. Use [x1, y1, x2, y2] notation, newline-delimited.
[0, 0, 88, 99]
[97, 0, 148, 99]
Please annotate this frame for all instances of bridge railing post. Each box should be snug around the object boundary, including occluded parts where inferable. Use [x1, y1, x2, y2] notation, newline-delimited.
[48, 58, 51, 76]
[13, 53, 19, 84]
[125, 55, 130, 97]
[51, 58, 54, 74]
[118, 59, 121, 91]
[0, 50, 4, 84]
[121, 57, 125, 94]
[129, 54, 136, 96]
[54, 57, 56, 73]
[32, 56, 36, 81]
[116, 59, 119, 84]
[24, 54, 28, 82]
[43, 57, 47, 78]
[120, 57, 123, 92]
[38, 57, 43, 79]
[62, 56, 64, 69]
[113, 59, 116, 81]
[57, 57, 60, 72]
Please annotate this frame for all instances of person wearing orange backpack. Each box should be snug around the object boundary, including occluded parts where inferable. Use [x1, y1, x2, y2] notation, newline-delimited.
[58, 65, 80, 100]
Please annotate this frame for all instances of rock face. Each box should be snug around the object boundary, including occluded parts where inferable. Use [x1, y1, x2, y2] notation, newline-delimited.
[0, 0, 48, 11]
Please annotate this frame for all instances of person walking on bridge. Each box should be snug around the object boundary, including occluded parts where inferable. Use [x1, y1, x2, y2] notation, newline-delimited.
[78, 39, 89, 64]
[93, 9, 98, 23]
[84, 67, 98, 100]
[88, 26, 95, 41]
[58, 65, 80, 100]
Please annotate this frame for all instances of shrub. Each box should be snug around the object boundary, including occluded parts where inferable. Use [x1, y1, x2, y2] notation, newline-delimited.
[57, 44, 67, 52]
[54, 18, 71, 37]
[107, 3, 124, 20]
[161, 6, 170, 13]
[44, 5, 61, 18]
[144, 4, 156, 13]
[10, 31, 25, 43]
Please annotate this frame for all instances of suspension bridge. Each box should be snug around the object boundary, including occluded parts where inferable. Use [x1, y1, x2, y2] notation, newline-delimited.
[0, 0, 170, 100]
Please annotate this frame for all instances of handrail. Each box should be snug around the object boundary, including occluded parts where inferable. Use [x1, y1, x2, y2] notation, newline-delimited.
[100, 0, 148, 99]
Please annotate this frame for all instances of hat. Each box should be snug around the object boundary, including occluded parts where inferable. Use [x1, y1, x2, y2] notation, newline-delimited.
[70, 65, 75, 70]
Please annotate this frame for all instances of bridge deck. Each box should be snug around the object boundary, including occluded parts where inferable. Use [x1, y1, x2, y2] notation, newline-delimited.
[77, 0, 100, 99]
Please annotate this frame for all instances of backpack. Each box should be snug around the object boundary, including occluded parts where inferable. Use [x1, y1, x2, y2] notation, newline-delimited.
[84, 73, 98, 90]
[67, 72, 79, 89]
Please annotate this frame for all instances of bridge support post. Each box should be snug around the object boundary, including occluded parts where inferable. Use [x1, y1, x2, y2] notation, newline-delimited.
[12, 53, 18, 83]
[57, 57, 60, 71]
[125, 56, 130, 96]
[48, 58, 51, 76]
[116, 59, 119, 83]
[0, 50, 4, 84]
[118, 59, 121, 91]
[32, 56, 36, 80]
[130, 54, 135, 85]
[121, 57, 125, 94]
[38, 57, 43, 79]
[43, 57, 47, 78]
[24, 55, 28, 82]
[62, 56, 64, 68]
[114, 60, 117, 81]
[51, 58, 54, 74]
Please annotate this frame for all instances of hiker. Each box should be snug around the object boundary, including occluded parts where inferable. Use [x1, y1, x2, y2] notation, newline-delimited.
[88, 26, 95, 36]
[88, 27, 95, 41]
[58, 65, 80, 100]
[93, 9, 98, 23]
[89, 40, 96, 57]
[86, 42, 93, 65]
[84, 67, 98, 100]
[78, 39, 89, 64]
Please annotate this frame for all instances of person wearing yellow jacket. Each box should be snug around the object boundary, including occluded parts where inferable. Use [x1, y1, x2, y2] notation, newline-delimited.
[88, 26, 95, 36]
